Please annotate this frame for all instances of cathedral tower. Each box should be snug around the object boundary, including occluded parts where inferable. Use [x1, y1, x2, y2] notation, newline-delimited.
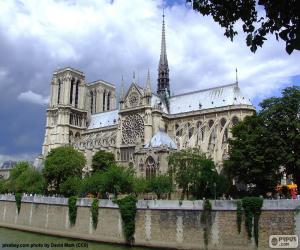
[42, 67, 87, 156]
[157, 11, 170, 105]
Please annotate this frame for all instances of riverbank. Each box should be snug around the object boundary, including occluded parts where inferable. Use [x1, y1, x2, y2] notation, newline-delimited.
[0, 195, 299, 249]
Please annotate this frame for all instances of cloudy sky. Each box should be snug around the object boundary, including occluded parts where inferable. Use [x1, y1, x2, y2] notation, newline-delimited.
[0, 0, 299, 164]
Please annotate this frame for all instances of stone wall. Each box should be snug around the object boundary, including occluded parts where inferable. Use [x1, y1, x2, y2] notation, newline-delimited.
[0, 195, 299, 250]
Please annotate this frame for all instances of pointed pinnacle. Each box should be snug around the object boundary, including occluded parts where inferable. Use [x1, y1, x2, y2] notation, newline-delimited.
[120, 75, 125, 100]
[146, 68, 152, 93]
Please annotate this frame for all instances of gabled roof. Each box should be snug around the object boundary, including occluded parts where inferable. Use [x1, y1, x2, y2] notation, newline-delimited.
[144, 130, 177, 149]
[87, 110, 118, 129]
[169, 83, 253, 114]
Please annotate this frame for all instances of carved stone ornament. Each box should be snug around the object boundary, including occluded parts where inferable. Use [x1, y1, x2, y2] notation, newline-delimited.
[122, 114, 144, 144]
[128, 92, 139, 107]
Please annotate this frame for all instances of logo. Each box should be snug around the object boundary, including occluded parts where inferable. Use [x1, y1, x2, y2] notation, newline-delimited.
[269, 235, 298, 248]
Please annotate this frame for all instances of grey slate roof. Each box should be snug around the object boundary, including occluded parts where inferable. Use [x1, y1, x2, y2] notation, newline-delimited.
[0, 160, 17, 170]
[169, 83, 252, 114]
[88, 109, 118, 129]
[144, 130, 177, 149]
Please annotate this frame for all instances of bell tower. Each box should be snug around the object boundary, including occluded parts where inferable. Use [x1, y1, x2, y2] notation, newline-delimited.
[42, 67, 87, 156]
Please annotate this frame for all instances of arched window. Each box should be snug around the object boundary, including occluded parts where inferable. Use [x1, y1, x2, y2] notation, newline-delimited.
[90, 91, 94, 114]
[103, 91, 106, 111]
[220, 118, 228, 143]
[232, 116, 239, 126]
[209, 119, 214, 128]
[58, 79, 62, 104]
[75, 80, 79, 108]
[70, 78, 74, 105]
[197, 121, 204, 141]
[145, 156, 156, 179]
[107, 92, 111, 110]
[69, 131, 73, 143]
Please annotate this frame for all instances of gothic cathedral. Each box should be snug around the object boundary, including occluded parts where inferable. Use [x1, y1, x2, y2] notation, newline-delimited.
[42, 15, 255, 176]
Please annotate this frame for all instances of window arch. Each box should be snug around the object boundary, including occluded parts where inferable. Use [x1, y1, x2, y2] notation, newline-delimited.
[90, 91, 94, 114]
[145, 156, 156, 179]
[197, 121, 204, 141]
[232, 116, 239, 126]
[107, 92, 111, 110]
[75, 80, 79, 108]
[58, 79, 62, 104]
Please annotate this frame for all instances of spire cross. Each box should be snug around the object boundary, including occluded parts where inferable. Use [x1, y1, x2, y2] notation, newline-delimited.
[235, 68, 238, 84]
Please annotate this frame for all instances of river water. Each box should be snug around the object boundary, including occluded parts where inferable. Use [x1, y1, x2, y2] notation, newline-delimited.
[0, 228, 160, 250]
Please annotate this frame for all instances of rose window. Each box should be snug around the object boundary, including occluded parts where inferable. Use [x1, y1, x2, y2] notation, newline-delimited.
[122, 114, 144, 144]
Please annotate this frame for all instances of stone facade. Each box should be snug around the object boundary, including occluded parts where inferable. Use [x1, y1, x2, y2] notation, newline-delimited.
[42, 16, 255, 175]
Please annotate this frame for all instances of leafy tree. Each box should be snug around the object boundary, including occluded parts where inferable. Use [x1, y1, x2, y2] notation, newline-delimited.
[80, 172, 105, 197]
[101, 165, 134, 197]
[43, 146, 86, 193]
[259, 87, 300, 189]
[15, 168, 46, 194]
[169, 148, 224, 199]
[6, 161, 46, 194]
[148, 174, 173, 199]
[224, 114, 282, 195]
[224, 86, 300, 195]
[59, 176, 82, 197]
[132, 177, 149, 197]
[0, 179, 8, 194]
[92, 150, 115, 172]
[188, 0, 300, 54]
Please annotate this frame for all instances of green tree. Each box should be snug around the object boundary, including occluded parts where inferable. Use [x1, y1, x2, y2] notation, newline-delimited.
[101, 165, 134, 197]
[132, 177, 149, 197]
[43, 146, 86, 193]
[224, 86, 300, 194]
[15, 168, 46, 194]
[59, 176, 82, 197]
[6, 162, 45, 194]
[92, 150, 115, 172]
[0, 179, 8, 194]
[148, 174, 173, 199]
[224, 114, 281, 195]
[80, 172, 105, 197]
[169, 148, 223, 199]
[259, 87, 300, 190]
[188, 0, 300, 54]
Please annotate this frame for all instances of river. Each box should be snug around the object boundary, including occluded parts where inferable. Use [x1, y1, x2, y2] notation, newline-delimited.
[0, 227, 160, 250]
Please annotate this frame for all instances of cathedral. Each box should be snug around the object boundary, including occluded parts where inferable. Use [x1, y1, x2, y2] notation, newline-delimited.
[42, 15, 255, 177]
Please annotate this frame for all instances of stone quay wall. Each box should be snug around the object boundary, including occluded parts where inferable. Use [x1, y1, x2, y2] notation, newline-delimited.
[0, 195, 299, 249]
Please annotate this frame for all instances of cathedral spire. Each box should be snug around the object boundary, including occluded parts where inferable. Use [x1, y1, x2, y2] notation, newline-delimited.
[157, 9, 170, 102]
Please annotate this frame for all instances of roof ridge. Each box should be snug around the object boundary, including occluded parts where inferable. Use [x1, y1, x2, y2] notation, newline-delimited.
[171, 82, 238, 98]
